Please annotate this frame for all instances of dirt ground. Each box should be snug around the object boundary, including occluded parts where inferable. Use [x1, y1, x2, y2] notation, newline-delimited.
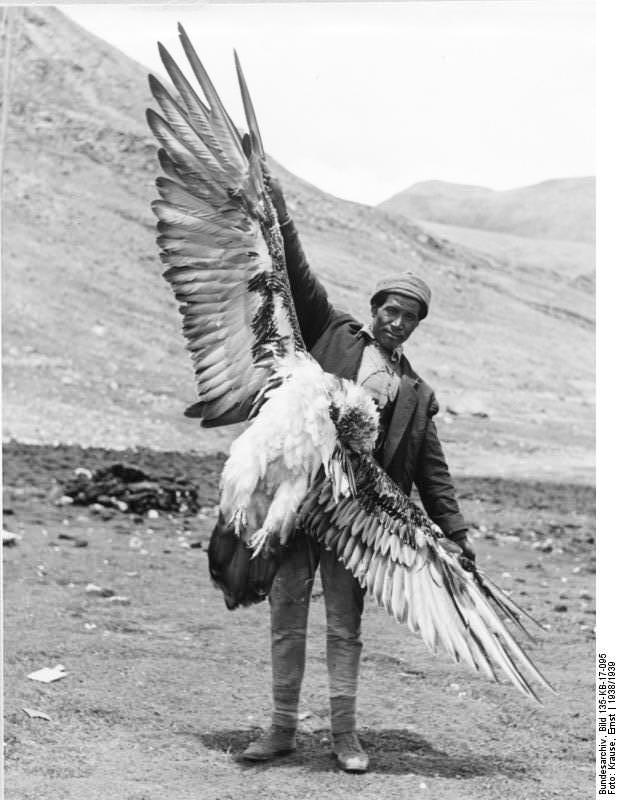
[3, 442, 595, 800]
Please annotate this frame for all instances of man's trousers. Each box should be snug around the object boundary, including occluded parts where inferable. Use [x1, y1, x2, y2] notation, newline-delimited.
[269, 532, 365, 734]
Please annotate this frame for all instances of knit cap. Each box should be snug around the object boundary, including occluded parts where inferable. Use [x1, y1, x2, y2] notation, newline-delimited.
[370, 273, 431, 319]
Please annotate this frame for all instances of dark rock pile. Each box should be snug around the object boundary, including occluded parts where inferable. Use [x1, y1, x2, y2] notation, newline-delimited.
[61, 463, 200, 515]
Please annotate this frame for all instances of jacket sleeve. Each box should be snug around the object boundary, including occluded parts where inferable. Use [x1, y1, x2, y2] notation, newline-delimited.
[414, 400, 468, 541]
[280, 219, 335, 350]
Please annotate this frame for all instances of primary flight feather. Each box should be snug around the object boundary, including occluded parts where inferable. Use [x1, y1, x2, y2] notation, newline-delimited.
[146, 25, 554, 702]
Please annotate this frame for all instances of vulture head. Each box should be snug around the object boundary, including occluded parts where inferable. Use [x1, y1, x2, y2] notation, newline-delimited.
[329, 381, 379, 456]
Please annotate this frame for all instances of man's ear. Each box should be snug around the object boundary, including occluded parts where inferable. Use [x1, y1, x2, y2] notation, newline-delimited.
[370, 303, 377, 318]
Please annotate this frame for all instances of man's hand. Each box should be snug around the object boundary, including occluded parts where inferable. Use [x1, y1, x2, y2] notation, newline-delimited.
[444, 532, 476, 572]
[262, 165, 289, 224]
[457, 536, 476, 572]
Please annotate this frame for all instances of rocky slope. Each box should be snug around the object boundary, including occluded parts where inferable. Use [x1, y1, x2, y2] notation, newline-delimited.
[2, 7, 594, 480]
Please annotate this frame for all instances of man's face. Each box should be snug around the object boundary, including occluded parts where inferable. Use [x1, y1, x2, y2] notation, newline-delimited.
[371, 293, 423, 352]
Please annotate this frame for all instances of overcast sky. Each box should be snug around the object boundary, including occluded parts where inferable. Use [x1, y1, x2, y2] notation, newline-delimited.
[62, 1, 594, 205]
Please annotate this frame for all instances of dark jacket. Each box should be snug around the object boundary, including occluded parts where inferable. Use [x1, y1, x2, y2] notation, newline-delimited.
[282, 220, 467, 540]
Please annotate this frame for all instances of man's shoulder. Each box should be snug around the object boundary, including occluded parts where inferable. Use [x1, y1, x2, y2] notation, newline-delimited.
[329, 308, 362, 330]
[316, 308, 363, 340]
[309, 308, 365, 375]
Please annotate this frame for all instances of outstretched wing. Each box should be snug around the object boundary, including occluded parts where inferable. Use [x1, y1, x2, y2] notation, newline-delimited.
[146, 25, 303, 427]
[298, 454, 555, 702]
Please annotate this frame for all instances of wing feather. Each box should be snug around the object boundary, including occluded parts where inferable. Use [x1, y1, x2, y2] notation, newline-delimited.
[177, 24, 245, 169]
[147, 28, 304, 425]
[298, 453, 555, 702]
[158, 42, 241, 174]
[149, 75, 230, 181]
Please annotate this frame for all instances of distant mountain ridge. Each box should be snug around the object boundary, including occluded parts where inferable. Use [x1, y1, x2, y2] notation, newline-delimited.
[380, 177, 595, 243]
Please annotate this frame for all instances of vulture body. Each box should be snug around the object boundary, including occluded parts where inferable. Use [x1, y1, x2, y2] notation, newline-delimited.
[147, 26, 555, 702]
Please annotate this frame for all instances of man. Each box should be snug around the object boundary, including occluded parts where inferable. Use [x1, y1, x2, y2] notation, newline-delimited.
[241, 175, 475, 773]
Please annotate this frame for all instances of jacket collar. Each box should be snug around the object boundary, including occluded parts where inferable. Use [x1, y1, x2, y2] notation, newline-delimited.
[358, 323, 404, 365]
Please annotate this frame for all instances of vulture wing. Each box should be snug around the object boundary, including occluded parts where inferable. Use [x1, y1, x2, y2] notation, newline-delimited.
[147, 25, 304, 427]
[298, 454, 555, 702]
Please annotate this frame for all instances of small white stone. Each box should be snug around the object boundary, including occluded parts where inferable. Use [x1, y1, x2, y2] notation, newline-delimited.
[108, 596, 130, 606]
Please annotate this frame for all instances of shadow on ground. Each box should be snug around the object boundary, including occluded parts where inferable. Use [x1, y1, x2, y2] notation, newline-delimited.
[193, 727, 527, 778]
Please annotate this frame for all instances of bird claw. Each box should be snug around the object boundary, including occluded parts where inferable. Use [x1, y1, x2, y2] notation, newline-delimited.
[232, 508, 248, 535]
[248, 527, 272, 558]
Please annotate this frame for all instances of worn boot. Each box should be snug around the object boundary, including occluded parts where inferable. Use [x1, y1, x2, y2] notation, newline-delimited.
[332, 731, 369, 773]
[241, 725, 297, 762]
[329, 694, 368, 771]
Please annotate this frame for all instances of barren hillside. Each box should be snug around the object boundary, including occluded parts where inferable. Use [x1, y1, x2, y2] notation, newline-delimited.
[2, 7, 594, 480]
